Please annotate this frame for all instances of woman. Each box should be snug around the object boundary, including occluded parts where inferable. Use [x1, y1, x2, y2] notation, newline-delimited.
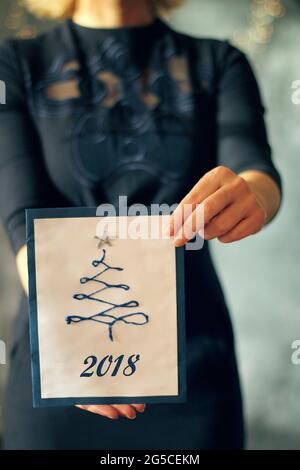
[0, 0, 281, 450]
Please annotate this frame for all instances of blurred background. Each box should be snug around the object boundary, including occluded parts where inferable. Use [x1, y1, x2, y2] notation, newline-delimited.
[0, 0, 299, 449]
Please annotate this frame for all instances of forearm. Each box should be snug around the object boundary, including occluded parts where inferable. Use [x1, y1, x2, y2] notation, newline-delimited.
[16, 244, 28, 295]
[239, 170, 282, 224]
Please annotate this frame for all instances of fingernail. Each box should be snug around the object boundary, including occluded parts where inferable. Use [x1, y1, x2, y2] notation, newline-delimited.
[108, 414, 119, 420]
[173, 236, 184, 247]
[128, 413, 136, 420]
[139, 405, 146, 413]
[164, 223, 171, 237]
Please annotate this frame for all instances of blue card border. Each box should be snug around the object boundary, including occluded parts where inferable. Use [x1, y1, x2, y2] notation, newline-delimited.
[26, 207, 186, 407]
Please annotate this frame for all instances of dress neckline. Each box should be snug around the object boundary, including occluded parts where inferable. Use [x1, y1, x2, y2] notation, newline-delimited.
[68, 16, 169, 37]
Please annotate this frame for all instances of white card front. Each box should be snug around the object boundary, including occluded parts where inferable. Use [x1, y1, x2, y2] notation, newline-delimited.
[27, 210, 186, 406]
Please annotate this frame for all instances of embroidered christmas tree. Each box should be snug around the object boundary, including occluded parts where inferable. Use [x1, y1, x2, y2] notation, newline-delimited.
[65, 239, 149, 341]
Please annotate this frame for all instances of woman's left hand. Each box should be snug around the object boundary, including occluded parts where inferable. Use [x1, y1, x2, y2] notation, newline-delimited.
[168, 166, 281, 246]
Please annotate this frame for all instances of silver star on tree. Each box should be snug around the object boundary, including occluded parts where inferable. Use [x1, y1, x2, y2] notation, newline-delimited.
[94, 231, 115, 249]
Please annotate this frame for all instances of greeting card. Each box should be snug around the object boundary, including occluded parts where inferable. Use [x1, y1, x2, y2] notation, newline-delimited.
[26, 208, 186, 406]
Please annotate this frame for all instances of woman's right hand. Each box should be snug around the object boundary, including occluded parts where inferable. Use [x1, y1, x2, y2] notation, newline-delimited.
[76, 403, 146, 420]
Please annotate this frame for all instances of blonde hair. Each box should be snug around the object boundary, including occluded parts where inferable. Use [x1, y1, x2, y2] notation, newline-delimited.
[23, 0, 185, 19]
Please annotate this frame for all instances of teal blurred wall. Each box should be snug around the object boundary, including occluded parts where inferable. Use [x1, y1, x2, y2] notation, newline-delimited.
[0, 0, 299, 449]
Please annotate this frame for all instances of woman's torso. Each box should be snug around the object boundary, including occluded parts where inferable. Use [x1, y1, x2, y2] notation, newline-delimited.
[20, 17, 219, 205]
[9, 17, 234, 343]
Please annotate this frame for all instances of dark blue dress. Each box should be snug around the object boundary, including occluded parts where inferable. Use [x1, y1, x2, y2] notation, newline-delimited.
[0, 17, 281, 449]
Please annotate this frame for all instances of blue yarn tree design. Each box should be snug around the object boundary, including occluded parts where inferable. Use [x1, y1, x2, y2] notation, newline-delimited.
[65, 247, 149, 341]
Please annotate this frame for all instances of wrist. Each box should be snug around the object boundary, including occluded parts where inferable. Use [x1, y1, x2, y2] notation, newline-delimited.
[239, 170, 281, 224]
